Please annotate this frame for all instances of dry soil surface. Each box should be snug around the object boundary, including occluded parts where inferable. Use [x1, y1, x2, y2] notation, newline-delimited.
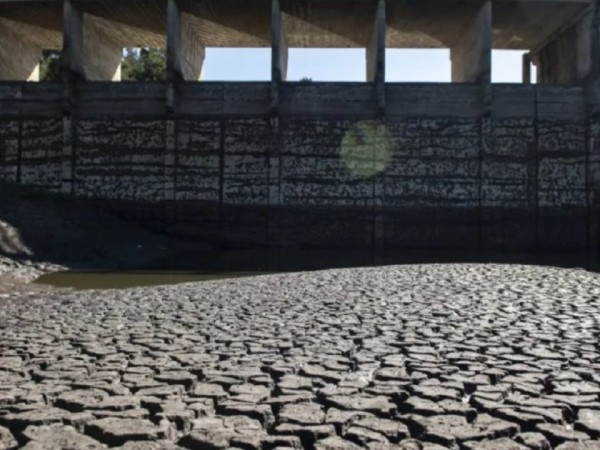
[0, 264, 600, 449]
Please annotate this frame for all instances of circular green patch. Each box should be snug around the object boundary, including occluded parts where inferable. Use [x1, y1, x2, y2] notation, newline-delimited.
[341, 121, 392, 178]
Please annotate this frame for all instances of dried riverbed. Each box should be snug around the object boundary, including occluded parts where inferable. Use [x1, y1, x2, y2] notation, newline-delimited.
[1, 264, 600, 449]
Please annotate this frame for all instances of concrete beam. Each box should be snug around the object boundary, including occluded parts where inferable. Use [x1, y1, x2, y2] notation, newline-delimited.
[451, 0, 492, 83]
[63, 0, 122, 82]
[0, 18, 43, 81]
[366, 0, 386, 84]
[272, 0, 288, 83]
[167, 0, 204, 82]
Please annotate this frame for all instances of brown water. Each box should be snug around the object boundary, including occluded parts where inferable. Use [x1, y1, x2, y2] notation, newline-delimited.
[33, 248, 374, 290]
[33, 248, 589, 290]
[33, 270, 268, 290]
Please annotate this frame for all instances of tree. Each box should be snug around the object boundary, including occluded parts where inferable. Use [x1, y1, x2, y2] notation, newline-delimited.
[121, 48, 166, 81]
[37, 48, 167, 82]
[39, 50, 62, 82]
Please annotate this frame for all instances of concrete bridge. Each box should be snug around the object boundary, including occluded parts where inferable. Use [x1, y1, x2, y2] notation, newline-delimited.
[1, 0, 600, 264]
[0, 0, 595, 84]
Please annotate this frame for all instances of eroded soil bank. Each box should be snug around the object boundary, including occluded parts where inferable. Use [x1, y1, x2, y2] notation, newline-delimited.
[0, 185, 210, 285]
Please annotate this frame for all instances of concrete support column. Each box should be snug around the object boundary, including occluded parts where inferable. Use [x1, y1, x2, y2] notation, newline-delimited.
[522, 53, 532, 84]
[532, 11, 593, 84]
[167, 0, 205, 83]
[451, 0, 492, 83]
[165, 0, 206, 219]
[366, 0, 385, 84]
[269, 0, 286, 240]
[451, 1, 494, 248]
[0, 18, 42, 81]
[61, 0, 80, 195]
[271, 0, 288, 84]
[367, 0, 386, 113]
[63, 0, 122, 82]
[63, 0, 84, 83]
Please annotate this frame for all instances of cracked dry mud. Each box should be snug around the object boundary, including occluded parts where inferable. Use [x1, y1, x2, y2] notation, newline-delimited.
[1, 264, 600, 449]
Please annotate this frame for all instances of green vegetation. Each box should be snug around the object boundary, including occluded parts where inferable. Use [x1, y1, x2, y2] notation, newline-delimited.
[121, 48, 166, 81]
[40, 50, 62, 82]
[38, 48, 167, 82]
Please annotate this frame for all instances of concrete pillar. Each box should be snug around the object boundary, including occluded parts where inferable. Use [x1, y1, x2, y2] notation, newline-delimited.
[63, 0, 122, 82]
[533, 11, 593, 84]
[63, 0, 83, 82]
[366, 0, 385, 84]
[62, 0, 80, 196]
[0, 18, 43, 81]
[167, 0, 204, 83]
[522, 53, 532, 84]
[271, 0, 288, 83]
[451, 0, 492, 83]
[165, 0, 205, 218]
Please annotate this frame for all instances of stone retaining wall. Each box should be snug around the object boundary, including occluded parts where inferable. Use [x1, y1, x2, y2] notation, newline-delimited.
[0, 81, 595, 257]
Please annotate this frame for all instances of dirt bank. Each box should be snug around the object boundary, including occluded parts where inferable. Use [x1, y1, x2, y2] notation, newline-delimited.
[0, 184, 209, 282]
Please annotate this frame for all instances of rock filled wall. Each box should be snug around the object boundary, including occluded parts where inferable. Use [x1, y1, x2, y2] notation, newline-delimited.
[0, 81, 594, 255]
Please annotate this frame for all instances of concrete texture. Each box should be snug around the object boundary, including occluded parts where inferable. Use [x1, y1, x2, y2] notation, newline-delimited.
[167, 0, 204, 83]
[0, 18, 43, 82]
[0, 0, 599, 259]
[366, 0, 385, 84]
[3, 0, 589, 50]
[0, 264, 600, 448]
[271, 0, 288, 83]
[532, 8, 594, 84]
[0, 81, 596, 258]
[450, 1, 491, 83]
[0, 0, 595, 83]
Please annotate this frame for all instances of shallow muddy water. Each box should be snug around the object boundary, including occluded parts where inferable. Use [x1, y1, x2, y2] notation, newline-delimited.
[33, 247, 589, 290]
[34, 270, 264, 290]
[34, 248, 374, 290]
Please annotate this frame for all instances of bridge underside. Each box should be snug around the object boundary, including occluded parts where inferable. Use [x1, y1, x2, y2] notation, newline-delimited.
[0, 0, 594, 83]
